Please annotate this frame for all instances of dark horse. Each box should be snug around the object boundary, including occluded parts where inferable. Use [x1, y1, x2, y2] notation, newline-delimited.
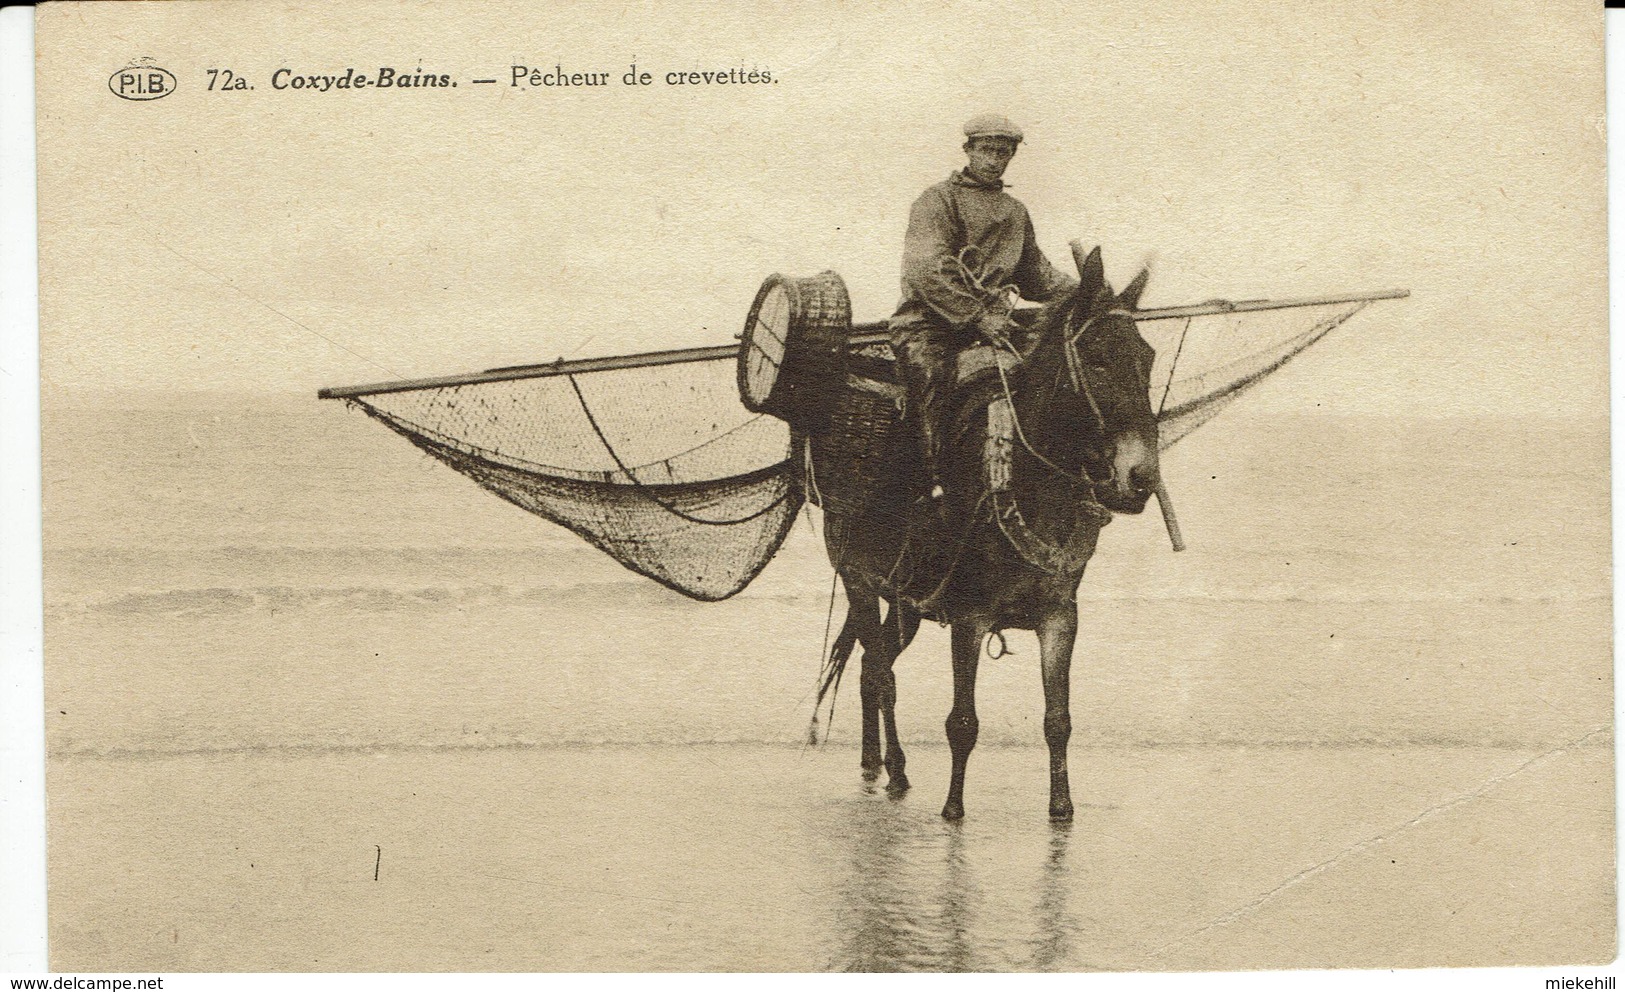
[817, 245, 1159, 821]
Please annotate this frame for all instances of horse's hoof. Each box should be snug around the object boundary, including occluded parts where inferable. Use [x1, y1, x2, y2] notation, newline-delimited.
[860, 767, 881, 783]
[942, 801, 964, 821]
[885, 774, 910, 797]
[1049, 802, 1074, 822]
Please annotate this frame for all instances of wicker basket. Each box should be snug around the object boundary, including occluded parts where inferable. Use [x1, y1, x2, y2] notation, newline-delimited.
[737, 271, 851, 428]
[807, 380, 902, 514]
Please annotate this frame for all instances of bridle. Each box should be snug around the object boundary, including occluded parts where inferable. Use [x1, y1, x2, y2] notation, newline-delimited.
[982, 300, 1150, 575]
[947, 261, 1153, 576]
[999, 303, 1144, 492]
[1063, 308, 1135, 473]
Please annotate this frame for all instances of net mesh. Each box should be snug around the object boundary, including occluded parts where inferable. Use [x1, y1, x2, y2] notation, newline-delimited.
[1145, 300, 1370, 449]
[336, 297, 1379, 600]
[347, 359, 801, 601]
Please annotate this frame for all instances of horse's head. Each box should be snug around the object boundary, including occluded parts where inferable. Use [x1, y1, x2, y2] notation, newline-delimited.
[1027, 246, 1160, 514]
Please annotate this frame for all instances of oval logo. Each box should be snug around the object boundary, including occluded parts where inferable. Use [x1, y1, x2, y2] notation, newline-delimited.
[108, 65, 177, 101]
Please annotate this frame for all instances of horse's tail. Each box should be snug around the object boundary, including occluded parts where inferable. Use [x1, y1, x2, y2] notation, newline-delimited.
[807, 613, 861, 745]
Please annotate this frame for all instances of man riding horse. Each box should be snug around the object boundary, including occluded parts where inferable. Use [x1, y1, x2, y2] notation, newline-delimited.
[890, 114, 1079, 504]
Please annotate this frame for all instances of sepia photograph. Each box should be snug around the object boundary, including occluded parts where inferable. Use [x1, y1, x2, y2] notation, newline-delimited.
[27, 0, 1612, 973]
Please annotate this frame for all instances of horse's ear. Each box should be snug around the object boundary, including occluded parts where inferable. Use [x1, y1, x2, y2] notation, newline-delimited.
[1073, 244, 1104, 297]
[1119, 268, 1150, 311]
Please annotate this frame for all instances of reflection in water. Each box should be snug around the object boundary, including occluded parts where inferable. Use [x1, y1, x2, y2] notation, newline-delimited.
[1032, 822, 1073, 969]
[939, 825, 975, 971]
[838, 798, 914, 971]
[831, 792, 1081, 971]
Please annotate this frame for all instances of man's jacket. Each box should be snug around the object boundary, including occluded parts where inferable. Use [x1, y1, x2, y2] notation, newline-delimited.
[890, 170, 1077, 336]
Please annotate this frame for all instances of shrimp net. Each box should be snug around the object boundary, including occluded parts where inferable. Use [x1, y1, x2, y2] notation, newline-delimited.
[328, 295, 1384, 600]
[341, 358, 801, 601]
[1144, 299, 1373, 450]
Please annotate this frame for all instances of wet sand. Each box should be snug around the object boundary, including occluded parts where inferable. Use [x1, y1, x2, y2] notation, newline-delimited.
[48, 740, 1612, 971]
[40, 401, 1614, 969]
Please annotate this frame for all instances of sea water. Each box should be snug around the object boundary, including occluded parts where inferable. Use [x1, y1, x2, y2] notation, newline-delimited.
[40, 394, 1613, 970]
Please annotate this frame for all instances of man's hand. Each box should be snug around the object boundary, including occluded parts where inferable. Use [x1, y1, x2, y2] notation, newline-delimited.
[972, 310, 1014, 345]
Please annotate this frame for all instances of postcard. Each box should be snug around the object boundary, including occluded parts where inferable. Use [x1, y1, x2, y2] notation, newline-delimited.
[33, 0, 1611, 971]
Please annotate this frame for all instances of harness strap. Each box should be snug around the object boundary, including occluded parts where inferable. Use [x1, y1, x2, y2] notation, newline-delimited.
[991, 489, 1110, 577]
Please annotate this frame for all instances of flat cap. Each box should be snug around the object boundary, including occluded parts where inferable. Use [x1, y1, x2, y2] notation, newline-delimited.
[963, 114, 1024, 143]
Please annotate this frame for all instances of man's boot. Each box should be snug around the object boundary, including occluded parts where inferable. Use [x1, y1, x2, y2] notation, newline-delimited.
[898, 360, 942, 497]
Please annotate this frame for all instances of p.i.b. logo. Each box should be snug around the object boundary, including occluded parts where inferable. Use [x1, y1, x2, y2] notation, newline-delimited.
[108, 59, 176, 101]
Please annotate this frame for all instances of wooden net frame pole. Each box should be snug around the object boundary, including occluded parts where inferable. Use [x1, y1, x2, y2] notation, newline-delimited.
[318, 288, 1410, 400]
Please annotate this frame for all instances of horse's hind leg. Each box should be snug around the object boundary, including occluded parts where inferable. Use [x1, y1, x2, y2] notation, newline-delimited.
[877, 603, 921, 794]
[846, 593, 886, 779]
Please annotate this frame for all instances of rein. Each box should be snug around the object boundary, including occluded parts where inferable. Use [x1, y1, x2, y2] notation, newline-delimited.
[939, 255, 1129, 578]
[982, 302, 1128, 576]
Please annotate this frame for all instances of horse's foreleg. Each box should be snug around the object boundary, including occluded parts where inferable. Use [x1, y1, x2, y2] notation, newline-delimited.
[877, 604, 922, 794]
[1037, 606, 1079, 821]
[942, 619, 987, 820]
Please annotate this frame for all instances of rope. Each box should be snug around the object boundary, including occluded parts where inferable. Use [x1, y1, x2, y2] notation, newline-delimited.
[1157, 316, 1194, 417]
[991, 346, 1106, 501]
[981, 309, 1118, 574]
[566, 373, 792, 526]
[808, 567, 842, 746]
[995, 486, 1109, 575]
[806, 519, 857, 744]
[939, 246, 1021, 331]
[1157, 302, 1370, 422]
[801, 432, 825, 509]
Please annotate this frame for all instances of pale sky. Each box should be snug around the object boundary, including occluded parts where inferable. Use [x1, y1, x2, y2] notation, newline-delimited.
[37, 0, 1605, 418]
